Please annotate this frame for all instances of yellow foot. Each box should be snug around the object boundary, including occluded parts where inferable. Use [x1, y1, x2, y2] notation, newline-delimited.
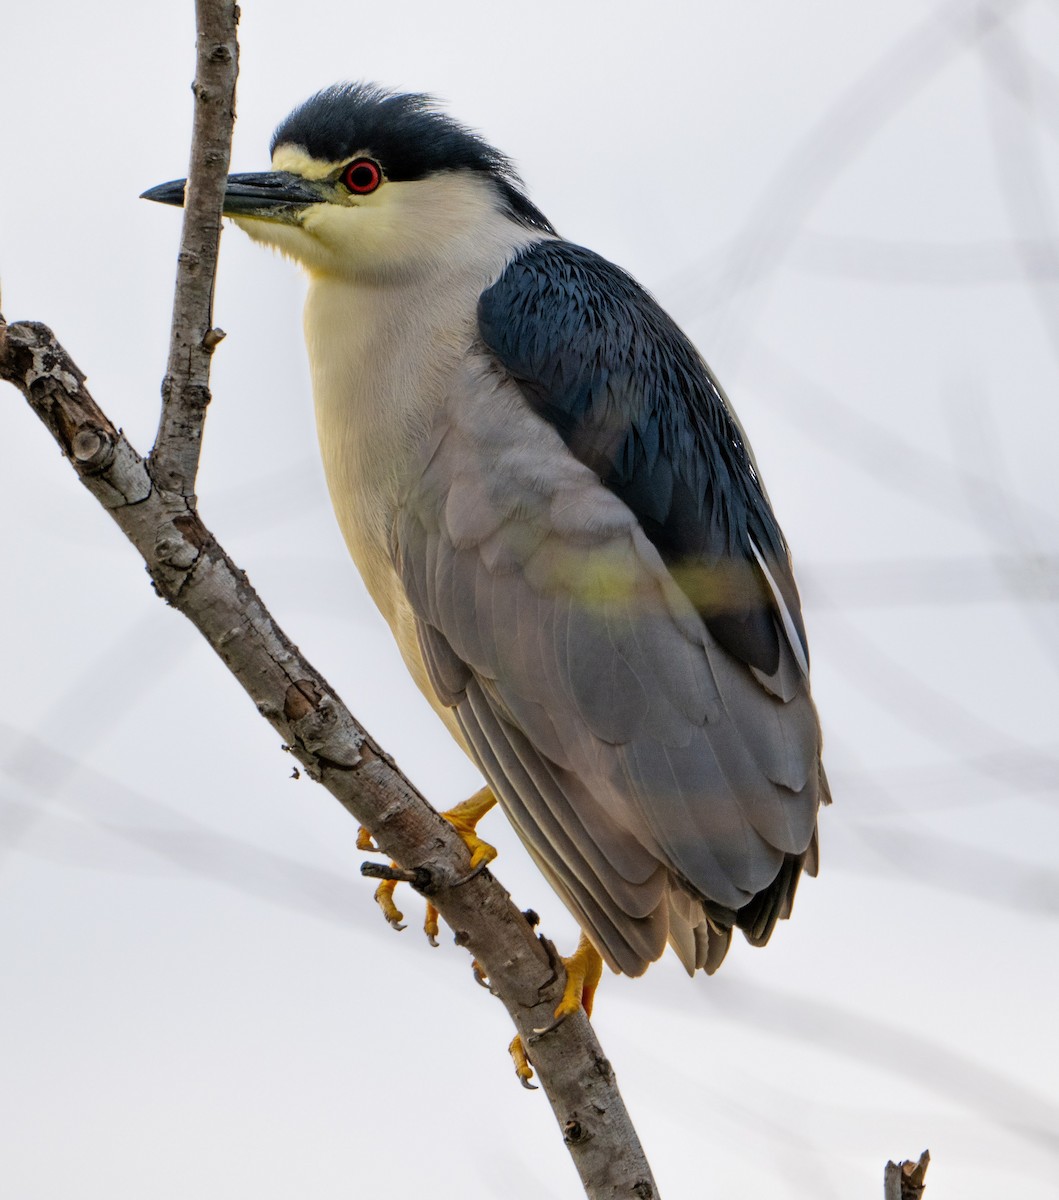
[376, 879, 439, 944]
[489, 936, 601, 1088]
[360, 788, 498, 943]
[558, 933, 604, 1020]
[441, 785, 498, 870]
[509, 1034, 537, 1089]
[542, 932, 604, 1029]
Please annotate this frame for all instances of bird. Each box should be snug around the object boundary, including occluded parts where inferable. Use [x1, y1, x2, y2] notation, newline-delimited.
[144, 82, 829, 1043]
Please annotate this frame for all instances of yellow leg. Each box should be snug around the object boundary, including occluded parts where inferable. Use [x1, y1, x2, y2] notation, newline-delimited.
[420, 789, 496, 942]
[357, 786, 496, 863]
[441, 785, 498, 869]
[553, 932, 604, 1021]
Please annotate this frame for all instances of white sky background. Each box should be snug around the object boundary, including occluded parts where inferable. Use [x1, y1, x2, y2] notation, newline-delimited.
[2, 0, 1058, 1196]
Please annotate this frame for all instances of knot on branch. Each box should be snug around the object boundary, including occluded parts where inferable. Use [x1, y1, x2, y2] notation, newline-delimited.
[154, 532, 198, 570]
[150, 512, 210, 588]
[71, 426, 115, 470]
[562, 1118, 590, 1146]
[183, 382, 212, 411]
[592, 1053, 615, 1084]
[171, 511, 208, 551]
[283, 680, 364, 771]
[284, 678, 323, 722]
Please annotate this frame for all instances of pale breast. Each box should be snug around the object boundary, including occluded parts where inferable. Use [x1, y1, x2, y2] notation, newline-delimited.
[301, 212, 544, 743]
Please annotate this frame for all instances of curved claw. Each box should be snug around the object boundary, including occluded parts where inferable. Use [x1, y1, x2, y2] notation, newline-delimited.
[374, 878, 406, 931]
[424, 901, 440, 947]
[533, 1012, 565, 1036]
[509, 1035, 537, 1089]
[471, 959, 498, 995]
[356, 825, 378, 853]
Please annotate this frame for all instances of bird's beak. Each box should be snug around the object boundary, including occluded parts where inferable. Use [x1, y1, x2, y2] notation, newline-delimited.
[140, 171, 326, 221]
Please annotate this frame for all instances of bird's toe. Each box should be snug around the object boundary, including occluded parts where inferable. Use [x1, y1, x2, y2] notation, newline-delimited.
[541, 933, 604, 1029]
[509, 1035, 537, 1089]
[440, 786, 499, 872]
[373, 875, 407, 932]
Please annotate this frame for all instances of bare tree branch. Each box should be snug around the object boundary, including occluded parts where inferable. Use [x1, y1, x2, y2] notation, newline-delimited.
[149, 0, 239, 497]
[0, 313, 658, 1198]
[884, 1150, 930, 1200]
[0, 3, 661, 1193]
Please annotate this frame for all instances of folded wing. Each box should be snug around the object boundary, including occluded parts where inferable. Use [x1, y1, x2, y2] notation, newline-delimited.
[393, 242, 827, 975]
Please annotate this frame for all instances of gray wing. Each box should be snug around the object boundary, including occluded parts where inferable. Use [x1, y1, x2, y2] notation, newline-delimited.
[393, 357, 825, 977]
[478, 239, 811, 682]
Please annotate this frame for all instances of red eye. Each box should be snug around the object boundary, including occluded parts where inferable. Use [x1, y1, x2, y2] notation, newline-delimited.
[342, 158, 382, 194]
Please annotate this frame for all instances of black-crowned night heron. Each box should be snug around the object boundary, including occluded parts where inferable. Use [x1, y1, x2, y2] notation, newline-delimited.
[145, 84, 829, 1070]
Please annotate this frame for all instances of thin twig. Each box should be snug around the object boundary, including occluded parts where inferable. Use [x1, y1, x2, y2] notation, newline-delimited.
[148, 0, 239, 497]
[360, 862, 425, 885]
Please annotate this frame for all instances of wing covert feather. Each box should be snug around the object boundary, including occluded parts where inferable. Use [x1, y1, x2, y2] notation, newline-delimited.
[479, 240, 811, 679]
[392, 362, 824, 974]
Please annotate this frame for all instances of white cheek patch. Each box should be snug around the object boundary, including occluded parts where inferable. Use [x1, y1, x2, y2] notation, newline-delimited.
[231, 168, 531, 281]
